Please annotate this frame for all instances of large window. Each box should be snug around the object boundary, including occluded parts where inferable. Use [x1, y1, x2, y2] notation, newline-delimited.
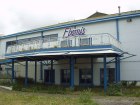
[61, 40, 72, 47]
[44, 34, 58, 42]
[79, 69, 92, 85]
[80, 38, 91, 46]
[61, 69, 70, 84]
[6, 40, 17, 47]
[100, 68, 115, 86]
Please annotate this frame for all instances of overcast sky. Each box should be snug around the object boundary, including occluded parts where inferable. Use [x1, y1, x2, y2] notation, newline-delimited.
[0, 0, 140, 35]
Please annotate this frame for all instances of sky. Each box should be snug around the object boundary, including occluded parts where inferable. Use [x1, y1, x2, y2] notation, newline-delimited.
[0, 0, 140, 35]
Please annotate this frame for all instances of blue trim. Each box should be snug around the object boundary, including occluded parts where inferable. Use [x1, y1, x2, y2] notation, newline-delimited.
[40, 61, 43, 80]
[0, 59, 12, 64]
[12, 59, 15, 83]
[34, 61, 37, 83]
[5, 45, 120, 58]
[116, 19, 120, 41]
[70, 56, 74, 89]
[104, 55, 107, 92]
[1, 12, 140, 39]
[25, 60, 28, 87]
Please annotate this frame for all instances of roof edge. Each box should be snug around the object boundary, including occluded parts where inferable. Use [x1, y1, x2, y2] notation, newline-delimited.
[1, 10, 140, 39]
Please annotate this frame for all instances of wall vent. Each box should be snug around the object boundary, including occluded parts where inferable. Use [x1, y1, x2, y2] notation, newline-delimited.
[127, 18, 132, 22]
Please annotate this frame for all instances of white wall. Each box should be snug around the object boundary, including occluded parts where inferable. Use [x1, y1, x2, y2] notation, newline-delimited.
[119, 17, 140, 81]
[1, 14, 140, 83]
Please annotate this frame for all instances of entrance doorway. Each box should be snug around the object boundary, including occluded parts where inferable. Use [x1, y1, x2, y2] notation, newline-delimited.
[44, 69, 55, 84]
[100, 68, 115, 86]
[79, 69, 92, 85]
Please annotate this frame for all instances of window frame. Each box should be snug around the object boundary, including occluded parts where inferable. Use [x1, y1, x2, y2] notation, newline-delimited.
[61, 69, 70, 85]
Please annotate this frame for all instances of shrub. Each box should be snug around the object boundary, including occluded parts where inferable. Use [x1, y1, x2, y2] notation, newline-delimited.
[45, 85, 66, 94]
[15, 76, 34, 84]
[129, 81, 137, 87]
[79, 89, 98, 105]
[106, 83, 122, 96]
[121, 81, 128, 87]
[121, 81, 137, 87]
[0, 79, 12, 86]
[12, 83, 23, 91]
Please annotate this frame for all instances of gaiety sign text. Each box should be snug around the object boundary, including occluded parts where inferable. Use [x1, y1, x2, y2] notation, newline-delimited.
[63, 27, 85, 38]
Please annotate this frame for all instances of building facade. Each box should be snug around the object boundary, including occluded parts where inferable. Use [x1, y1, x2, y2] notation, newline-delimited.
[0, 10, 140, 90]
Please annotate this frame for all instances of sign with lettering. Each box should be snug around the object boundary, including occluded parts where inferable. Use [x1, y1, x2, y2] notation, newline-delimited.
[63, 27, 86, 38]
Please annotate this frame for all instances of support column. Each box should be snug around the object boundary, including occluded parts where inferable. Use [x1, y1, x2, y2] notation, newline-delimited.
[35, 61, 37, 83]
[115, 56, 120, 83]
[104, 55, 107, 92]
[12, 59, 15, 83]
[91, 56, 94, 86]
[115, 56, 118, 83]
[51, 60, 53, 83]
[51, 60, 53, 70]
[25, 60, 28, 87]
[40, 61, 43, 80]
[118, 57, 120, 82]
[70, 56, 74, 89]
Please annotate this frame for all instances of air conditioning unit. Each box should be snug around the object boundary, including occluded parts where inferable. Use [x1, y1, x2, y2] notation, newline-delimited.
[61, 40, 72, 47]
[127, 18, 132, 22]
[80, 38, 91, 46]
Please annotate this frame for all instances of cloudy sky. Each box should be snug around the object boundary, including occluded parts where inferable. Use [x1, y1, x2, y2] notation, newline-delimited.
[0, 0, 140, 35]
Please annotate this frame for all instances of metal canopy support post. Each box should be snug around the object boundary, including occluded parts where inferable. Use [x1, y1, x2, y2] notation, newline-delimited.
[118, 57, 120, 82]
[12, 59, 15, 83]
[51, 60, 53, 70]
[25, 60, 28, 87]
[115, 55, 121, 83]
[35, 61, 37, 83]
[115, 56, 118, 83]
[51, 60, 53, 83]
[104, 55, 107, 92]
[91, 56, 94, 86]
[40, 61, 43, 80]
[70, 56, 74, 90]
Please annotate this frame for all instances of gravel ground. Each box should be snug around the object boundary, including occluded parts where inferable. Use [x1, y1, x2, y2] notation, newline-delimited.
[94, 96, 140, 105]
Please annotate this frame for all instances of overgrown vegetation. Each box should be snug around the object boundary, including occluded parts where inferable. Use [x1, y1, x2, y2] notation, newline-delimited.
[0, 76, 139, 97]
[106, 81, 140, 96]
[134, 102, 140, 105]
[79, 89, 99, 105]
[0, 90, 99, 105]
[106, 83, 122, 96]
[0, 79, 12, 86]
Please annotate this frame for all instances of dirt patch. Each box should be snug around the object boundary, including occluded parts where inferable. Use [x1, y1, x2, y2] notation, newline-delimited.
[94, 96, 140, 105]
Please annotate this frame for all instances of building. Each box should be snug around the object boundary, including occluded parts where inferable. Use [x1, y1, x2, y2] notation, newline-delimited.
[0, 10, 140, 91]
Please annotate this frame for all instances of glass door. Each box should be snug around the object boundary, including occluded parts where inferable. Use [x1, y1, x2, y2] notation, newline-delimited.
[44, 69, 55, 84]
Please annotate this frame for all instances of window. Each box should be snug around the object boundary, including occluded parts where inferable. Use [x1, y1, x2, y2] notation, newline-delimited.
[80, 38, 91, 46]
[61, 40, 72, 47]
[100, 68, 115, 86]
[50, 34, 58, 41]
[6, 40, 17, 50]
[79, 69, 92, 85]
[44, 34, 58, 42]
[61, 69, 70, 84]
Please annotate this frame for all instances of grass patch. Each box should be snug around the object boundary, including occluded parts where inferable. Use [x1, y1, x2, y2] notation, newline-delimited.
[79, 89, 99, 105]
[0, 90, 99, 105]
